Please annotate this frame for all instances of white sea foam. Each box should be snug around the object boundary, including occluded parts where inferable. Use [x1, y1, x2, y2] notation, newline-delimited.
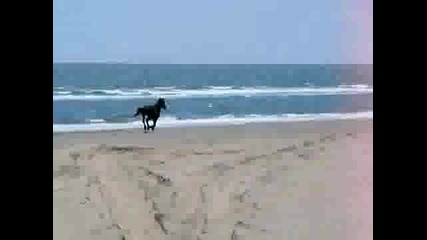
[53, 85, 373, 101]
[53, 111, 373, 133]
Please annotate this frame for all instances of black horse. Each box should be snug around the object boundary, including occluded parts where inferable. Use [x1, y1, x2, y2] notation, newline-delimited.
[134, 98, 167, 132]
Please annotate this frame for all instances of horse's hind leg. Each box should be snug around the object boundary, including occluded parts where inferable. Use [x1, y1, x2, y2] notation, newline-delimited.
[145, 118, 151, 133]
[142, 116, 147, 132]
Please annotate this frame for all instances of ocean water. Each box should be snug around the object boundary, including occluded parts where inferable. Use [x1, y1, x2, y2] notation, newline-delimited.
[53, 64, 373, 132]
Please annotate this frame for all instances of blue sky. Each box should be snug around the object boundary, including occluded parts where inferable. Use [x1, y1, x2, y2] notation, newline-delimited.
[53, 0, 372, 64]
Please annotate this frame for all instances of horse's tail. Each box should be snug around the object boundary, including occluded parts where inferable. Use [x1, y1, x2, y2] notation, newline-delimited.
[134, 108, 141, 117]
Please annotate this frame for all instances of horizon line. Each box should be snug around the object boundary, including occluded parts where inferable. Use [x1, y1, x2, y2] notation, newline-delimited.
[53, 61, 373, 65]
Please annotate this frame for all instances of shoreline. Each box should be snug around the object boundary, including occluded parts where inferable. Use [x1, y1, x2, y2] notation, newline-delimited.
[53, 118, 372, 143]
[53, 111, 373, 134]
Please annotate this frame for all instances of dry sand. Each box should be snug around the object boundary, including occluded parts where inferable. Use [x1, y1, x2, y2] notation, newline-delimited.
[53, 119, 373, 240]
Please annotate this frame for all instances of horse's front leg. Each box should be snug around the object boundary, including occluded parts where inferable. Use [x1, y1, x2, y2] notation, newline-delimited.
[151, 118, 158, 131]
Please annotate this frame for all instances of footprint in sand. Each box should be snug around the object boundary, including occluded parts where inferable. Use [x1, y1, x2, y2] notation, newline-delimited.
[97, 144, 154, 154]
[222, 149, 243, 154]
[193, 150, 214, 156]
[157, 175, 172, 186]
[293, 148, 310, 160]
[303, 140, 315, 147]
[319, 136, 327, 142]
[69, 152, 80, 161]
[231, 221, 252, 240]
[297, 153, 309, 160]
[320, 134, 336, 142]
[346, 132, 358, 138]
[277, 145, 297, 153]
[54, 165, 82, 178]
[154, 213, 168, 234]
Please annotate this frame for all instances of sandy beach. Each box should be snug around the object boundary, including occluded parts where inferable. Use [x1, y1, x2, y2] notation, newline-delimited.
[53, 119, 373, 240]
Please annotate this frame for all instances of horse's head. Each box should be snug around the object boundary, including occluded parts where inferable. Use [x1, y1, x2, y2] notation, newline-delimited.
[156, 98, 167, 110]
